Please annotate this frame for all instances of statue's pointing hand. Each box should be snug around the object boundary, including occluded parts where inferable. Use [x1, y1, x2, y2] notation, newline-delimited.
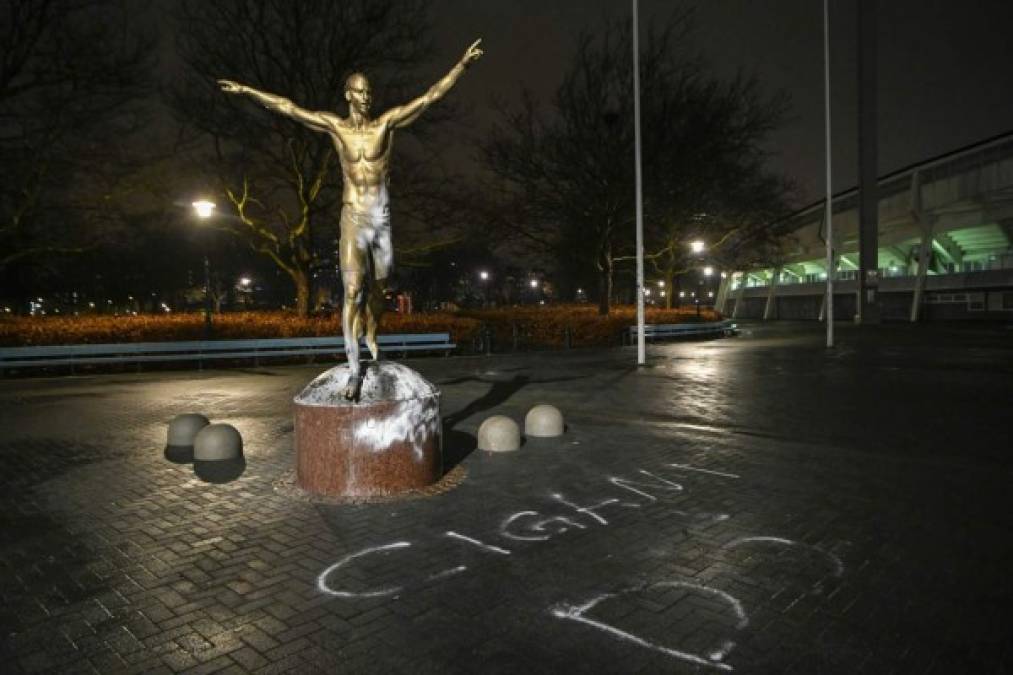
[462, 39, 484, 66]
[218, 79, 243, 94]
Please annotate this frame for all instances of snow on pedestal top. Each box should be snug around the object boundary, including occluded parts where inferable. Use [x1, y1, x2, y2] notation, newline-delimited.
[294, 362, 438, 407]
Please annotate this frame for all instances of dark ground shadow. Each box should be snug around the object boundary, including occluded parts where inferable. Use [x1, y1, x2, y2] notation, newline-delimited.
[439, 373, 590, 471]
[443, 429, 477, 471]
[194, 458, 247, 484]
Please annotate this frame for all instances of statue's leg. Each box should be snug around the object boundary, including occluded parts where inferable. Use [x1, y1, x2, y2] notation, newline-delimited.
[365, 280, 386, 362]
[366, 218, 394, 364]
[341, 271, 366, 401]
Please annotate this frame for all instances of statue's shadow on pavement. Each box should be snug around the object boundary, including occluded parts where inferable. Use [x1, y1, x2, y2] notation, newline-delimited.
[440, 373, 591, 472]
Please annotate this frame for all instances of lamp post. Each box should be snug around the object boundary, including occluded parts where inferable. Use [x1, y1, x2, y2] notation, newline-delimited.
[688, 241, 706, 317]
[192, 200, 216, 339]
[632, 0, 645, 366]
[478, 270, 490, 306]
[238, 276, 253, 309]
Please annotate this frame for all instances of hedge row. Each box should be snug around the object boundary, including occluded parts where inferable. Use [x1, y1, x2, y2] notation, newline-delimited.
[460, 305, 723, 348]
[0, 311, 480, 347]
[0, 305, 721, 349]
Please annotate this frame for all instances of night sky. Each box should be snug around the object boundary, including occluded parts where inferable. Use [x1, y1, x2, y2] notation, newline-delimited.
[420, 0, 1013, 205]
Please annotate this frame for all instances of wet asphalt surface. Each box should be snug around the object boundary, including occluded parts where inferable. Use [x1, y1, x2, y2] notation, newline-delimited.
[0, 320, 1011, 674]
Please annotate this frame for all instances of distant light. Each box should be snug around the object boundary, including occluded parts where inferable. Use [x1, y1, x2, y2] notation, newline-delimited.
[644, 288, 651, 296]
[192, 200, 216, 219]
[127, 295, 133, 300]
[679, 291, 685, 298]
[657, 280, 665, 287]
[660, 291, 666, 297]
[720, 272, 727, 279]
[820, 272, 828, 280]
[530, 279, 539, 288]
[708, 291, 714, 298]
[479, 270, 490, 281]
[690, 240, 705, 254]
[539, 300, 545, 305]
[88, 302, 95, 308]
[239, 277, 252, 287]
[576, 288, 584, 294]
[36, 297, 43, 303]
[703, 266, 714, 277]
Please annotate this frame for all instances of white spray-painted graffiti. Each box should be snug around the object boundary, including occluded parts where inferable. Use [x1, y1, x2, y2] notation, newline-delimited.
[551, 581, 749, 672]
[317, 541, 412, 598]
[318, 463, 724, 596]
[350, 398, 439, 461]
[724, 536, 845, 579]
[316, 462, 845, 671]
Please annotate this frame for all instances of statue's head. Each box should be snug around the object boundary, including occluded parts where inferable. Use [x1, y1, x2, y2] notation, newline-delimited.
[344, 72, 371, 116]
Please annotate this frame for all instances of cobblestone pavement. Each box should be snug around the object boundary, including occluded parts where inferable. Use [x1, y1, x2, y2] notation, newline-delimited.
[1, 321, 1011, 674]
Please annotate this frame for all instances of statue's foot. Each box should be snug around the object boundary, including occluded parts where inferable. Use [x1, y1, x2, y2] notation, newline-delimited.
[342, 372, 363, 401]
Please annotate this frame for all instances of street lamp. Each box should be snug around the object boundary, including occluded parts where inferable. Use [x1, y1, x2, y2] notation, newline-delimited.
[192, 199, 216, 339]
[193, 200, 216, 219]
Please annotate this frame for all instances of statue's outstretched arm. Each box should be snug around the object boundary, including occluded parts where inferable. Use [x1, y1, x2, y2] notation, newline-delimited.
[382, 39, 483, 129]
[218, 80, 334, 133]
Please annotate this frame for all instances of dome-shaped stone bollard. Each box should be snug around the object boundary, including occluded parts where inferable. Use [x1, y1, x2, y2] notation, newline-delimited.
[524, 404, 564, 438]
[193, 423, 246, 483]
[477, 415, 521, 452]
[165, 413, 210, 463]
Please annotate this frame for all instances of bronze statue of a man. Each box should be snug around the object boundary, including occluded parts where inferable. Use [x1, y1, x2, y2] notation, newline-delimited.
[219, 39, 483, 399]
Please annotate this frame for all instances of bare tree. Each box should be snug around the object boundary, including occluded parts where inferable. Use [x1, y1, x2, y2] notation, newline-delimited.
[169, 0, 468, 317]
[0, 0, 154, 271]
[481, 12, 793, 314]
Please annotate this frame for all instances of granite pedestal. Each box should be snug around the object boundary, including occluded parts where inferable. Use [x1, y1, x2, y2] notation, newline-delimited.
[293, 362, 442, 497]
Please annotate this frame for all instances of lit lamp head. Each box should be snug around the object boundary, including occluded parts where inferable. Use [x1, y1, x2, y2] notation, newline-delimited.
[703, 266, 714, 277]
[690, 240, 705, 254]
[529, 279, 539, 288]
[192, 200, 216, 219]
[479, 270, 490, 281]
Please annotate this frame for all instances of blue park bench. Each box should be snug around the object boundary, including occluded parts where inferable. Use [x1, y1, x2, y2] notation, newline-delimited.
[0, 333, 455, 374]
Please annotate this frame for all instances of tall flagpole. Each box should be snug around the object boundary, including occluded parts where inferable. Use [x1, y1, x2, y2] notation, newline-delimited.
[633, 0, 646, 365]
[824, 0, 834, 348]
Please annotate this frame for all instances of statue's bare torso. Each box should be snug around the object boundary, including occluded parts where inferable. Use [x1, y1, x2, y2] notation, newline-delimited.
[329, 117, 394, 213]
